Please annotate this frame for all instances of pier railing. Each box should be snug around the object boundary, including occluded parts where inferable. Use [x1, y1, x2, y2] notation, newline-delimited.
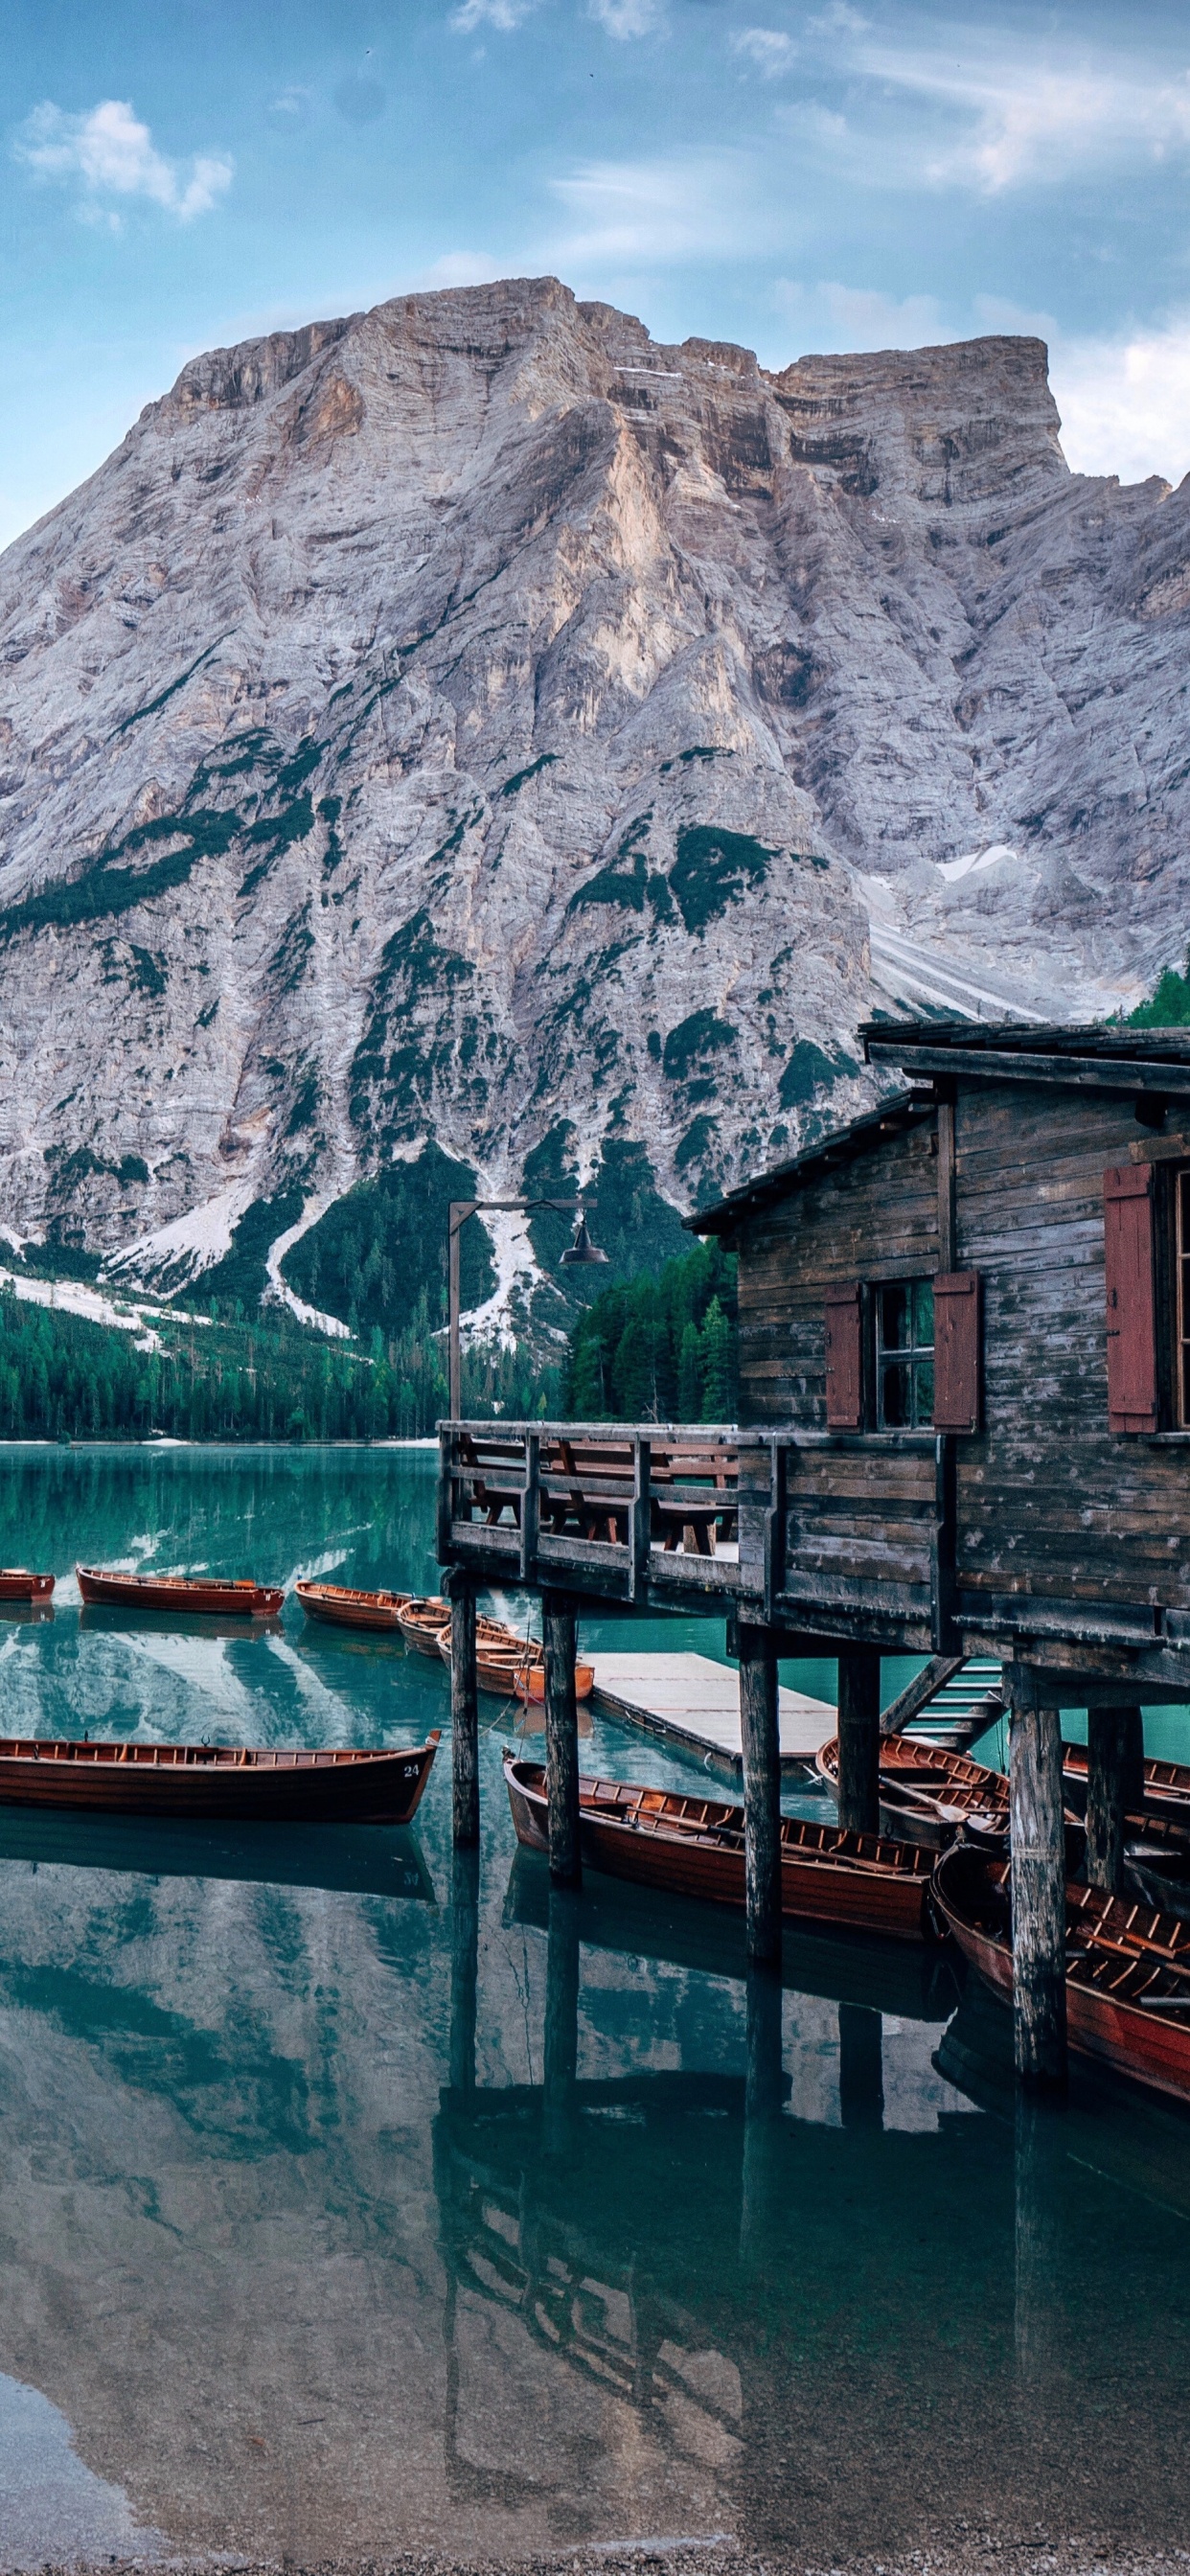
[437, 1420, 956, 1644]
[437, 1421, 742, 1606]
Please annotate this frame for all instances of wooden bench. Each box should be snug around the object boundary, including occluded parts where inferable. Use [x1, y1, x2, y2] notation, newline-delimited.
[650, 1446, 739, 1555]
[450, 1430, 740, 1556]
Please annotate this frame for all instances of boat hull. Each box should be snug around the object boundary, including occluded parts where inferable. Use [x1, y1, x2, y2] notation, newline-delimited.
[0, 1732, 440, 1823]
[505, 1757, 932, 1941]
[296, 1582, 410, 1632]
[0, 1570, 54, 1601]
[77, 1566, 285, 1617]
[932, 1847, 1190, 2107]
[1064, 1740, 1190, 1823]
[397, 1598, 450, 1655]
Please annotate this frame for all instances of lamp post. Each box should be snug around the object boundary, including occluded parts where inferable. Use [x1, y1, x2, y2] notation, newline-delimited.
[446, 1197, 607, 1420]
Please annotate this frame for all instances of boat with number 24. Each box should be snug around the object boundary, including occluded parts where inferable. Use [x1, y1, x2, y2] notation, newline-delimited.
[0, 1730, 441, 1822]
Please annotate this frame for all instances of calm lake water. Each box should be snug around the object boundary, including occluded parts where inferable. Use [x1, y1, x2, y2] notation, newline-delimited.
[0, 1443, 1187, 2569]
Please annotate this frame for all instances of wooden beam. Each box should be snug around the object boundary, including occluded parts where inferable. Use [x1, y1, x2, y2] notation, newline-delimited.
[449, 1575, 479, 1850]
[543, 1588, 582, 1887]
[837, 1645, 881, 1833]
[1086, 1704, 1145, 1893]
[866, 1041, 1190, 1096]
[1008, 1680, 1067, 2087]
[937, 1094, 956, 1271]
[738, 1625, 782, 1964]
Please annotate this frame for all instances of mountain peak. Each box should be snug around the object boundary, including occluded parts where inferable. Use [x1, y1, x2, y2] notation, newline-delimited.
[0, 279, 1184, 1330]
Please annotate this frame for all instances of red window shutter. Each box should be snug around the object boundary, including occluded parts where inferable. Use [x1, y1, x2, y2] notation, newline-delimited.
[825, 1282, 863, 1428]
[1104, 1164, 1158, 1433]
[934, 1272, 981, 1433]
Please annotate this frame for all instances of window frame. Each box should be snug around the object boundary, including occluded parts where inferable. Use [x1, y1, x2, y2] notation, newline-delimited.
[870, 1275, 936, 1432]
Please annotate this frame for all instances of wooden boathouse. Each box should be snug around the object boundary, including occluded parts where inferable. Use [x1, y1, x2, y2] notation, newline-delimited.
[437, 1021, 1190, 2084]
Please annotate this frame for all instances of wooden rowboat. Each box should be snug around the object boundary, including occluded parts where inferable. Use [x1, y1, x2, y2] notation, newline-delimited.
[0, 1729, 441, 1822]
[296, 1580, 411, 1632]
[77, 1565, 285, 1617]
[1064, 1740, 1190, 1822]
[397, 1597, 451, 1654]
[932, 1842, 1190, 2106]
[816, 1732, 1009, 1849]
[0, 1570, 55, 1602]
[434, 1614, 539, 1669]
[504, 1753, 938, 1941]
[514, 1662, 595, 1705]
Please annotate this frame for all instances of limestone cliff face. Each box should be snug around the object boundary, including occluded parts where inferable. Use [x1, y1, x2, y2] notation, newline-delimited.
[0, 277, 1185, 1300]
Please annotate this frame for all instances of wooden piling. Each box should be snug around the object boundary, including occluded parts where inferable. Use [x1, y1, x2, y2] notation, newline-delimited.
[448, 1842, 480, 2104]
[838, 2003, 884, 2128]
[449, 1576, 479, 1850]
[739, 1624, 782, 1964]
[1086, 1704, 1144, 1893]
[542, 1588, 582, 1887]
[837, 1645, 881, 1834]
[740, 1962, 784, 2263]
[1008, 1677, 1067, 2087]
[543, 1884, 580, 2154]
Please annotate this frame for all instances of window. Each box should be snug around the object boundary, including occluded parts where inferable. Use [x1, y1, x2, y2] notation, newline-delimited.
[876, 1279, 934, 1427]
[1177, 1170, 1190, 1427]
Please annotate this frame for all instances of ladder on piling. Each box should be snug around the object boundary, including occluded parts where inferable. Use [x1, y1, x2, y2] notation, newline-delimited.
[881, 1654, 1004, 1755]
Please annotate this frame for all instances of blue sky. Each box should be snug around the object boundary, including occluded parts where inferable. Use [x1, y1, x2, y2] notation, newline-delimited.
[3, 0, 1190, 546]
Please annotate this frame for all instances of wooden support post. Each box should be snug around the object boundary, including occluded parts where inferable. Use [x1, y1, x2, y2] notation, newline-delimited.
[543, 1884, 580, 2154]
[838, 2003, 884, 2128]
[1014, 2092, 1064, 2385]
[740, 1962, 783, 2264]
[1086, 1704, 1144, 1893]
[448, 1842, 480, 2104]
[837, 1645, 881, 1834]
[739, 1624, 782, 1965]
[1008, 1676, 1067, 2088]
[449, 1575, 479, 1850]
[542, 1588, 581, 1887]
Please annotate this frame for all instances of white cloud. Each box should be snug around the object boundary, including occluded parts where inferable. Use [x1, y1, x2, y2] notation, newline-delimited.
[773, 278, 948, 352]
[589, 0, 664, 35]
[551, 149, 767, 265]
[15, 99, 232, 222]
[451, 0, 539, 29]
[1050, 317, 1190, 489]
[732, 28, 798, 78]
[418, 251, 509, 288]
[848, 33, 1190, 194]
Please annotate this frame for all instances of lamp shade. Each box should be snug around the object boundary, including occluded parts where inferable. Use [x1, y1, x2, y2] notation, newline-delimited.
[559, 1215, 609, 1268]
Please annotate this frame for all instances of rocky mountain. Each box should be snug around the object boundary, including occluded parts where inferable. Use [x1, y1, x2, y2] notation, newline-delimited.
[0, 275, 1186, 1338]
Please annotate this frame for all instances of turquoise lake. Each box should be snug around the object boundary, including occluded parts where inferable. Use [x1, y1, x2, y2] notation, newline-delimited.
[0, 1443, 1186, 2568]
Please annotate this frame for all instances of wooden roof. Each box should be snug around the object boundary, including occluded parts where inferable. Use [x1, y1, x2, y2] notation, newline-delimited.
[860, 1017, 1190, 1097]
[686, 1092, 929, 1236]
[688, 1017, 1190, 1238]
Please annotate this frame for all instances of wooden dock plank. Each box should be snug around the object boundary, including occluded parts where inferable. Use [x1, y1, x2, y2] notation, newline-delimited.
[588, 1651, 835, 1776]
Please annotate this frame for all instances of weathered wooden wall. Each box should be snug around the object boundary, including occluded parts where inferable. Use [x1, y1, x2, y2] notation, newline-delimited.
[737, 1114, 938, 1425]
[734, 1078, 1190, 1638]
[955, 1080, 1190, 1620]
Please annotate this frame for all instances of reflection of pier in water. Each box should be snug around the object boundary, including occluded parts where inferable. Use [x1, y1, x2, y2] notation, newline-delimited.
[435, 1852, 1190, 2558]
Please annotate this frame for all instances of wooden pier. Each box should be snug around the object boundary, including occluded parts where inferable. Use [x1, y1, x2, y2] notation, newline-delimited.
[588, 1650, 835, 1774]
[439, 1022, 1190, 2091]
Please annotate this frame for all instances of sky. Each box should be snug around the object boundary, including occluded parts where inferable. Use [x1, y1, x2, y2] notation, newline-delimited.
[2, 0, 1190, 548]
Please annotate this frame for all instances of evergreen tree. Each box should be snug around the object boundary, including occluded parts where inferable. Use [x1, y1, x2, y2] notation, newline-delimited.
[698, 1295, 733, 1422]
